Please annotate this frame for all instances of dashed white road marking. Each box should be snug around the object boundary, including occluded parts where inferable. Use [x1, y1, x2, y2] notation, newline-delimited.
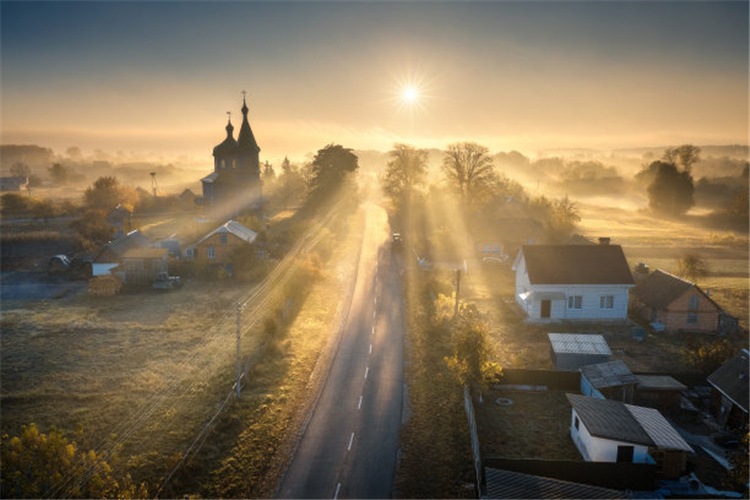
[348, 432, 355, 451]
[334, 483, 341, 499]
[369, 344, 372, 354]
[358, 395, 363, 410]
[364, 366, 369, 379]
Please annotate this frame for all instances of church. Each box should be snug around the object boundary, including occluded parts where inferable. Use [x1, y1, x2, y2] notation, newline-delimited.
[200, 95, 262, 217]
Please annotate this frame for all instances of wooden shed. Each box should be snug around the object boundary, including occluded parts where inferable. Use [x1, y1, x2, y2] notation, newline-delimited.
[120, 247, 168, 286]
[634, 375, 687, 414]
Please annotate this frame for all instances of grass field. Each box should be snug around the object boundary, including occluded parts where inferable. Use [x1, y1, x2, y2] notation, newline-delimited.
[0, 195, 365, 497]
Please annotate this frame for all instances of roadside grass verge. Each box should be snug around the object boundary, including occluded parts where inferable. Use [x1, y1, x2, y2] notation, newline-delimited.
[394, 265, 475, 499]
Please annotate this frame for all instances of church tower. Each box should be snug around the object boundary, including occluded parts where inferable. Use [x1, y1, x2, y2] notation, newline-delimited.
[201, 93, 263, 216]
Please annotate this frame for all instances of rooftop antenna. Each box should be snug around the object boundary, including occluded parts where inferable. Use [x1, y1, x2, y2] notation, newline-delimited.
[150, 172, 158, 197]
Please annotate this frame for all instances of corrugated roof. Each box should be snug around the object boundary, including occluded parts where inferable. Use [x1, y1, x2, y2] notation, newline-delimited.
[581, 360, 637, 389]
[192, 220, 257, 247]
[635, 375, 687, 391]
[567, 394, 653, 446]
[707, 350, 749, 413]
[626, 404, 693, 452]
[484, 468, 631, 499]
[521, 244, 634, 285]
[548, 333, 612, 356]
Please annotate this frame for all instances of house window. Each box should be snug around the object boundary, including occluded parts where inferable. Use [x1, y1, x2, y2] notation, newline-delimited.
[186, 248, 194, 258]
[220, 233, 228, 245]
[574, 416, 580, 430]
[207, 246, 216, 260]
[600, 295, 614, 309]
[482, 244, 491, 253]
[687, 313, 698, 324]
[568, 295, 583, 309]
[688, 295, 700, 310]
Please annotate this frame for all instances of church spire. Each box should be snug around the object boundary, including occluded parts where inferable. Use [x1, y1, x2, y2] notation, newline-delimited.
[237, 91, 260, 153]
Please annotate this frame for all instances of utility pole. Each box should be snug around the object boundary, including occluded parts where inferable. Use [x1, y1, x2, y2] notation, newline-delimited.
[236, 305, 243, 400]
[454, 268, 461, 317]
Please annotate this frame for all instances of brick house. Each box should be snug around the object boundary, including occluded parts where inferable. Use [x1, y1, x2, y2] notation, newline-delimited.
[630, 269, 721, 333]
[183, 220, 258, 269]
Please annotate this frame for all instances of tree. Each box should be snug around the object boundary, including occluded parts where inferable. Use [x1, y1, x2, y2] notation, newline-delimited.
[382, 143, 428, 212]
[646, 161, 695, 216]
[10, 162, 30, 178]
[681, 338, 735, 375]
[548, 195, 581, 242]
[0, 423, 148, 499]
[261, 161, 276, 184]
[664, 144, 701, 173]
[47, 163, 70, 184]
[673, 253, 710, 283]
[307, 144, 359, 202]
[440, 298, 502, 402]
[441, 142, 496, 202]
[83, 176, 136, 211]
[275, 157, 307, 210]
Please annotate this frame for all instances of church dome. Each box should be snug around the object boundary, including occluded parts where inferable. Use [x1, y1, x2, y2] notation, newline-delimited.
[213, 119, 238, 157]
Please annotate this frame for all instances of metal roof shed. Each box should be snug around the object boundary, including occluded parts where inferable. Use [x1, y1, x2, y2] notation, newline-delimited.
[548, 333, 612, 371]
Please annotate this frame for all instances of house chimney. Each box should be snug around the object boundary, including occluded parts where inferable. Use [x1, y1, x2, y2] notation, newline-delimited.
[599, 237, 611, 245]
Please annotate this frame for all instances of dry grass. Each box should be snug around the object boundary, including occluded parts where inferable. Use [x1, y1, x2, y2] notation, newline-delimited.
[475, 390, 580, 460]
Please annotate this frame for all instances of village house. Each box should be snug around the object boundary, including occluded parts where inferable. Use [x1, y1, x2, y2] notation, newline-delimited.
[567, 394, 693, 479]
[183, 220, 258, 273]
[548, 333, 612, 371]
[630, 269, 722, 333]
[580, 360, 638, 404]
[707, 349, 749, 431]
[106, 204, 132, 238]
[513, 241, 634, 322]
[93, 229, 151, 276]
[0, 176, 28, 191]
[472, 217, 544, 261]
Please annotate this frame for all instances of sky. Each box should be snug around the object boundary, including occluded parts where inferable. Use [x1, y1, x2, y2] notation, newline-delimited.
[1, 1, 748, 165]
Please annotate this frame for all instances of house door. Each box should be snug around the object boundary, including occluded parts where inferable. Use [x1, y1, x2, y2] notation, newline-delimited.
[616, 445, 634, 463]
[541, 300, 551, 319]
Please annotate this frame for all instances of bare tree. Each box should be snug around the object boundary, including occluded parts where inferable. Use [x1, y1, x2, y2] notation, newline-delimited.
[673, 253, 709, 283]
[441, 142, 496, 202]
[382, 143, 427, 211]
[663, 144, 701, 172]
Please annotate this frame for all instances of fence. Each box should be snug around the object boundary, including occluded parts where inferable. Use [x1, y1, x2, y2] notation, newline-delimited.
[463, 385, 483, 499]
[483, 457, 657, 491]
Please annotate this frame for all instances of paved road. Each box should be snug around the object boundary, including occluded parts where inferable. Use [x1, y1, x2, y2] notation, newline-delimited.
[277, 204, 405, 499]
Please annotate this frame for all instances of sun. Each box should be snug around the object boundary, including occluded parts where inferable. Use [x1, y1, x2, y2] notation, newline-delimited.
[401, 86, 419, 105]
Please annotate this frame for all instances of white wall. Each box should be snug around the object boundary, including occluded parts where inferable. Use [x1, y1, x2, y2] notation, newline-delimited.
[570, 409, 650, 463]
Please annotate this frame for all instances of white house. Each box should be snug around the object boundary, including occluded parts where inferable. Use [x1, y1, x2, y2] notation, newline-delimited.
[567, 394, 692, 478]
[513, 243, 634, 322]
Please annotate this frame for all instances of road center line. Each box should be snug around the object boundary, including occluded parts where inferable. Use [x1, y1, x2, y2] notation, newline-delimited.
[373, 310, 376, 319]
[364, 366, 369, 379]
[358, 395, 363, 410]
[371, 326, 375, 335]
[374, 296, 377, 305]
[348, 432, 355, 451]
[334, 482, 341, 499]
[369, 344, 372, 354]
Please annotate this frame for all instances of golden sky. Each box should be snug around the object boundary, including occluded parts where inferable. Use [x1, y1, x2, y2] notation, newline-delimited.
[2, 2, 748, 164]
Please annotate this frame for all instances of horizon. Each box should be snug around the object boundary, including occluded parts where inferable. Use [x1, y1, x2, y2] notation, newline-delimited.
[2, 2, 748, 165]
